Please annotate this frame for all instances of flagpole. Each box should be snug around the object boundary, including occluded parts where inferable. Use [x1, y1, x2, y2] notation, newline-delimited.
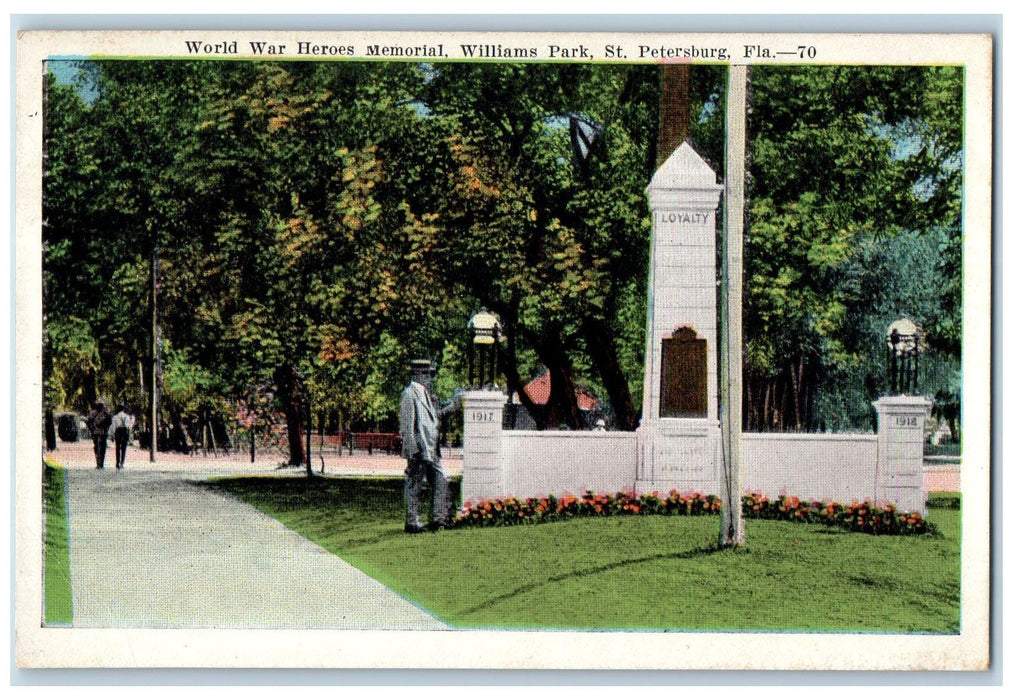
[720, 64, 747, 547]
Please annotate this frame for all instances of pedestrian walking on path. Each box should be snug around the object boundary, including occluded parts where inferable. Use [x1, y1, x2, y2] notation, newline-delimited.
[110, 404, 134, 470]
[86, 400, 112, 470]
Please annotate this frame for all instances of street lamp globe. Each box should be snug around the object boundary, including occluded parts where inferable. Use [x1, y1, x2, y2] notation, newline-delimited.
[886, 317, 924, 395]
[468, 308, 502, 387]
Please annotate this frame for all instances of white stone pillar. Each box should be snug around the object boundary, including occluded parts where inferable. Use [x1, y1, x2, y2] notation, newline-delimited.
[461, 390, 508, 505]
[873, 395, 932, 514]
[636, 143, 724, 496]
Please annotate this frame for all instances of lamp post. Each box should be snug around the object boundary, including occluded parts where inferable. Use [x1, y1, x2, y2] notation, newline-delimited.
[150, 235, 160, 462]
[468, 308, 503, 388]
[887, 318, 924, 395]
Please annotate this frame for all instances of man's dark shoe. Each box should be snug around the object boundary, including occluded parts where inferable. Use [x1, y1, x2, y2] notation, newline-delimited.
[427, 522, 450, 532]
[405, 524, 425, 534]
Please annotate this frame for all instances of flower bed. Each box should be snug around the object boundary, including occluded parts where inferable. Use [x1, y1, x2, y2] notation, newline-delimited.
[454, 490, 935, 536]
[741, 492, 933, 535]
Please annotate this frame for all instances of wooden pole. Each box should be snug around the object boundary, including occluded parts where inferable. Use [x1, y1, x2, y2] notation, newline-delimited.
[305, 392, 312, 477]
[150, 240, 159, 463]
[720, 64, 747, 548]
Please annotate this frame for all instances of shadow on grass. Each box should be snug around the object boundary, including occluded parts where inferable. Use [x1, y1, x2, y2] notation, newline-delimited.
[199, 475, 455, 549]
[459, 543, 728, 616]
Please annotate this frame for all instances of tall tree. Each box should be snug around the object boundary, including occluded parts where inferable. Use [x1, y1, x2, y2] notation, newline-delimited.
[420, 62, 725, 429]
[743, 65, 963, 431]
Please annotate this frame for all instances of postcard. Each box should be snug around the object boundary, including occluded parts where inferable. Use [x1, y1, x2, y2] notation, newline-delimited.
[14, 27, 993, 671]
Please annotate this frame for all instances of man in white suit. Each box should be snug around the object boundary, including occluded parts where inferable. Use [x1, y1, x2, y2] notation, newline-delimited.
[399, 359, 461, 533]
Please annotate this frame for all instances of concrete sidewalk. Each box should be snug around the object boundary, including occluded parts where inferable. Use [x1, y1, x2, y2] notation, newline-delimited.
[58, 450, 451, 630]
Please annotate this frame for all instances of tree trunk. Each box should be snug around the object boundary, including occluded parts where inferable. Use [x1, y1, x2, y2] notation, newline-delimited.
[276, 365, 305, 466]
[789, 358, 804, 431]
[778, 376, 788, 431]
[547, 365, 582, 429]
[519, 322, 582, 430]
[581, 316, 639, 430]
[948, 416, 960, 445]
[84, 367, 98, 407]
[304, 394, 313, 477]
[772, 378, 783, 431]
[167, 408, 189, 454]
[43, 330, 58, 450]
[502, 300, 548, 429]
[657, 64, 692, 168]
[541, 329, 582, 430]
[763, 380, 772, 432]
[745, 377, 754, 431]
[44, 407, 57, 450]
[285, 396, 304, 466]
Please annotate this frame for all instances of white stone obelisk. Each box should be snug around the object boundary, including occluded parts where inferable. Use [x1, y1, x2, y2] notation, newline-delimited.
[635, 143, 723, 497]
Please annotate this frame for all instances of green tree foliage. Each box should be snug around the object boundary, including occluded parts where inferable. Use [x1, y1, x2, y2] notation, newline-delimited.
[43, 73, 106, 413]
[44, 60, 458, 462]
[418, 63, 726, 429]
[42, 59, 963, 457]
[743, 66, 962, 431]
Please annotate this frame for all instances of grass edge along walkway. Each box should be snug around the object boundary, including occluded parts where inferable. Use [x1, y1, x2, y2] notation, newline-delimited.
[43, 460, 73, 624]
[209, 475, 962, 633]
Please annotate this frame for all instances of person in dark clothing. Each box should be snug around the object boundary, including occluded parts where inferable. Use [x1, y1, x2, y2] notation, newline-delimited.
[87, 400, 112, 469]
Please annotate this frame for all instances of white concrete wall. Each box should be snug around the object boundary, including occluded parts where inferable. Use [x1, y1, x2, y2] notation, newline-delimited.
[486, 429, 882, 508]
[499, 431, 639, 499]
[741, 433, 879, 504]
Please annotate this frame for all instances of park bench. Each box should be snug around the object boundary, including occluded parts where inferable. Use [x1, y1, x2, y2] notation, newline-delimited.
[320, 432, 402, 455]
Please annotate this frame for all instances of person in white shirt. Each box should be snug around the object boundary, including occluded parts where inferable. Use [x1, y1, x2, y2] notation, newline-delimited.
[110, 405, 135, 470]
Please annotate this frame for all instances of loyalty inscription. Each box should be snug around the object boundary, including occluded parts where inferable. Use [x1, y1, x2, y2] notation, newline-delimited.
[659, 211, 711, 224]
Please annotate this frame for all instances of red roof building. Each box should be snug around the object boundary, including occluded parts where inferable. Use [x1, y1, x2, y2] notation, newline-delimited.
[517, 371, 599, 411]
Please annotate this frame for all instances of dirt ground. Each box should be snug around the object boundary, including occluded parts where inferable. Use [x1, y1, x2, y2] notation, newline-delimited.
[46, 438, 462, 477]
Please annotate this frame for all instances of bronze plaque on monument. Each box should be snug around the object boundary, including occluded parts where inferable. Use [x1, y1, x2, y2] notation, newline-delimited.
[660, 327, 707, 418]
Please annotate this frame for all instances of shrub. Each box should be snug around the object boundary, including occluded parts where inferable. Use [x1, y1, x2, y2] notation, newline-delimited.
[926, 493, 961, 510]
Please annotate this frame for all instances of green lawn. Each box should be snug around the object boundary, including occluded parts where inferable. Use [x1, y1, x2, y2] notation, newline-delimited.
[43, 463, 73, 624]
[208, 476, 961, 633]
